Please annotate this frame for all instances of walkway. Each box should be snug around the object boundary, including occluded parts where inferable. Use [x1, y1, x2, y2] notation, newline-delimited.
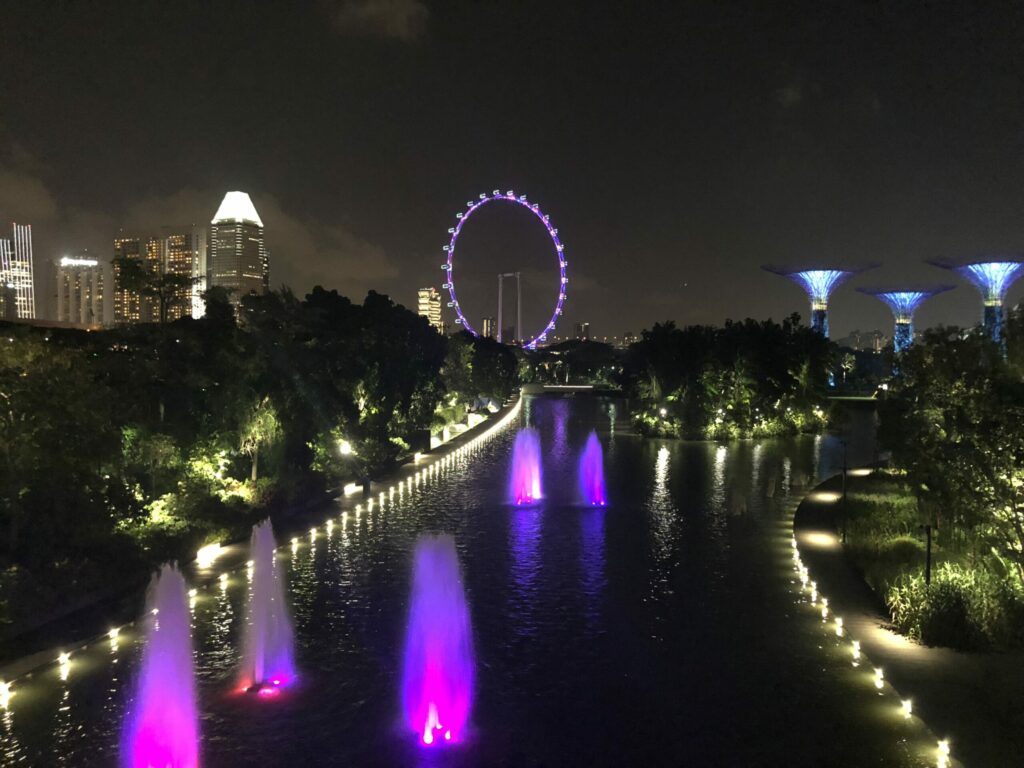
[794, 471, 1024, 768]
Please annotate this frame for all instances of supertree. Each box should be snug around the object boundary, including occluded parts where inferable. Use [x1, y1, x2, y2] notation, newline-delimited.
[856, 287, 954, 353]
[928, 259, 1024, 351]
[762, 265, 878, 338]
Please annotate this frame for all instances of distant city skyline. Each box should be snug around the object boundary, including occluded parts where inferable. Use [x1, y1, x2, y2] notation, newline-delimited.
[3, 4, 1024, 336]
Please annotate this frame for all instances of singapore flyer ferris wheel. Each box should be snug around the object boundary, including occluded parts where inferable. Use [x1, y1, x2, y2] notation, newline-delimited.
[441, 189, 568, 349]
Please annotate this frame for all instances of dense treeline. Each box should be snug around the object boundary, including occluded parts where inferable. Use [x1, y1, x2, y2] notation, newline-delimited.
[869, 308, 1024, 648]
[0, 287, 515, 634]
[621, 314, 834, 438]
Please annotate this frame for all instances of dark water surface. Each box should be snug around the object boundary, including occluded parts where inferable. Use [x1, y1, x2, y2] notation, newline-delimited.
[1, 397, 934, 767]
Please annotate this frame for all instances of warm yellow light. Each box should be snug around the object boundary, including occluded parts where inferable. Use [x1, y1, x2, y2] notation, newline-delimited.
[246, 560, 254, 568]
[188, 588, 198, 598]
[804, 531, 840, 550]
[811, 491, 842, 503]
[343, 482, 359, 495]
[309, 527, 317, 539]
[852, 640, 861, 662]
[414, 452, 425, 461]
[219, 573, 228, 587]
[0, 681, 12, 709]
[901, 699, 912, 718]
[848, 468, 873, 477]
[874, 667, 884, 689]
[937, 739, 951, 768]
[196, 542, 223, 569]
[835, 617, 844, 637]
[108, 627, 120, 640]
[338, 439, 353, 456]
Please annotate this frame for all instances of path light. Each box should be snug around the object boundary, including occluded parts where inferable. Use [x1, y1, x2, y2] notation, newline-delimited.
[309, 527, 317, 540]
[338, 440, 354, 456]
[196, 543, 222, 569]
[0, 681, 11, 709]
[219, 573, 228, 588]
[820, 597, 829, 620]
[58, 652, 71, 681]
[851, 640, 861, 664]
[834, 616, 844, 637]
[901, 699, 912, 719]
[108, 627, 120, 641]
[874, 667, 884, 689]
[810, 581, 818, 603]
[937, 739, 951, 768]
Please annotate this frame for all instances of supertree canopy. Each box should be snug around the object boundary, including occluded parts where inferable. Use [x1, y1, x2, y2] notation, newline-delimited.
[857, 286, 954, 353]
[928, 259, 1024, 349]
[762, 264, 877, 338]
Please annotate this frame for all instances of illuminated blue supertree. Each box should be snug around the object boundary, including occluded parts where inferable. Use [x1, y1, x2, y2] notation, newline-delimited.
[856, 287, 954, 353]
[928, 259, 1024, 350]
[762, 265, 877, 337]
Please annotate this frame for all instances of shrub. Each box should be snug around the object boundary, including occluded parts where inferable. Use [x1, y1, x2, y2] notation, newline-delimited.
[848, 534, 924, 592]
[886, 564, 1024, 650]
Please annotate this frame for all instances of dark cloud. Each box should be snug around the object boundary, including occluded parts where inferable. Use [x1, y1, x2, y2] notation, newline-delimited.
[325, 0, 429, 41]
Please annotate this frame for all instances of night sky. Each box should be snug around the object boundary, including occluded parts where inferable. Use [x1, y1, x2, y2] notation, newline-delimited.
[2, 1, 1024, 339]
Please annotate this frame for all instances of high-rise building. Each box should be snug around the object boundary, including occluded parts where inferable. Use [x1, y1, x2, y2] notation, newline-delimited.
[417, 287, 443, 332]
[55, 254, 108, 326]
[0, 223, 36, 319]
[113, 236, 145, 324]
[160, 227, 206, 321]
[481, 316, 496, 338]
[210, 191, 266, 305]
[573, 321, 590, 340]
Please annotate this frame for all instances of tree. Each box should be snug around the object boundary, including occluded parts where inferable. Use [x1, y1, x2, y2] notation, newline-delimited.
[240, 397, 280, 481]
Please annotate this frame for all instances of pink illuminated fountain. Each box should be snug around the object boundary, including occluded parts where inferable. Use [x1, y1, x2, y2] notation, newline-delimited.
[240, 519, 296, 695]
[509, 428, 543, 505]
[401, 534, 474, 746]
[578, 431, 606, 506]
[121, 564, 198, 768]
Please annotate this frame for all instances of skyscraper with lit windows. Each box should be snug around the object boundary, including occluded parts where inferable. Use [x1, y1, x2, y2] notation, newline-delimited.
[210, 191, 266, 305]
[55, 254, 109, 326]
[113, 236, 145, 323]
[417, 287, 443, 332]
[0, 223, 36, 319]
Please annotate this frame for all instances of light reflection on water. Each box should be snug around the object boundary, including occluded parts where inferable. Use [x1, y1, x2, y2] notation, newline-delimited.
[0, 397, 913, 767]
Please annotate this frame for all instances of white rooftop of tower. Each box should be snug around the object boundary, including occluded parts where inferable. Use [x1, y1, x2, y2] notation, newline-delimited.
[211, 191, 263, 227]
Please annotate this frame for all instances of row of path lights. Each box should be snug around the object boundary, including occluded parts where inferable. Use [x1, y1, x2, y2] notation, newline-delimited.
[790, 474, 955, 768]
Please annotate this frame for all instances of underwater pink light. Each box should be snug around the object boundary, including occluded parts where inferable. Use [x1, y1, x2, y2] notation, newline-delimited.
[509, 428, 543, 505]
[578, 431, 606, 506]
[401, 534, 475, 746]
[121, 564, 198, 768]
[240, 519, 296, 694]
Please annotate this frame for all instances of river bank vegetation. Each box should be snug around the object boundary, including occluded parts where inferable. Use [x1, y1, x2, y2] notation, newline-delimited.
[846, 309, 1024, 649]
[0, 287, 515, 640]
[621, 315, 833, 439]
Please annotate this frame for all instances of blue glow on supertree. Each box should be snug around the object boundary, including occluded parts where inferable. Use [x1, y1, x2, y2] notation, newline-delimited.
[955, 261, 1024, 305]
[763, 265, 874, 337]
[929, 259, 1024, 350]
[857, 287, 954, 354]
[786, 270, 852, 309]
